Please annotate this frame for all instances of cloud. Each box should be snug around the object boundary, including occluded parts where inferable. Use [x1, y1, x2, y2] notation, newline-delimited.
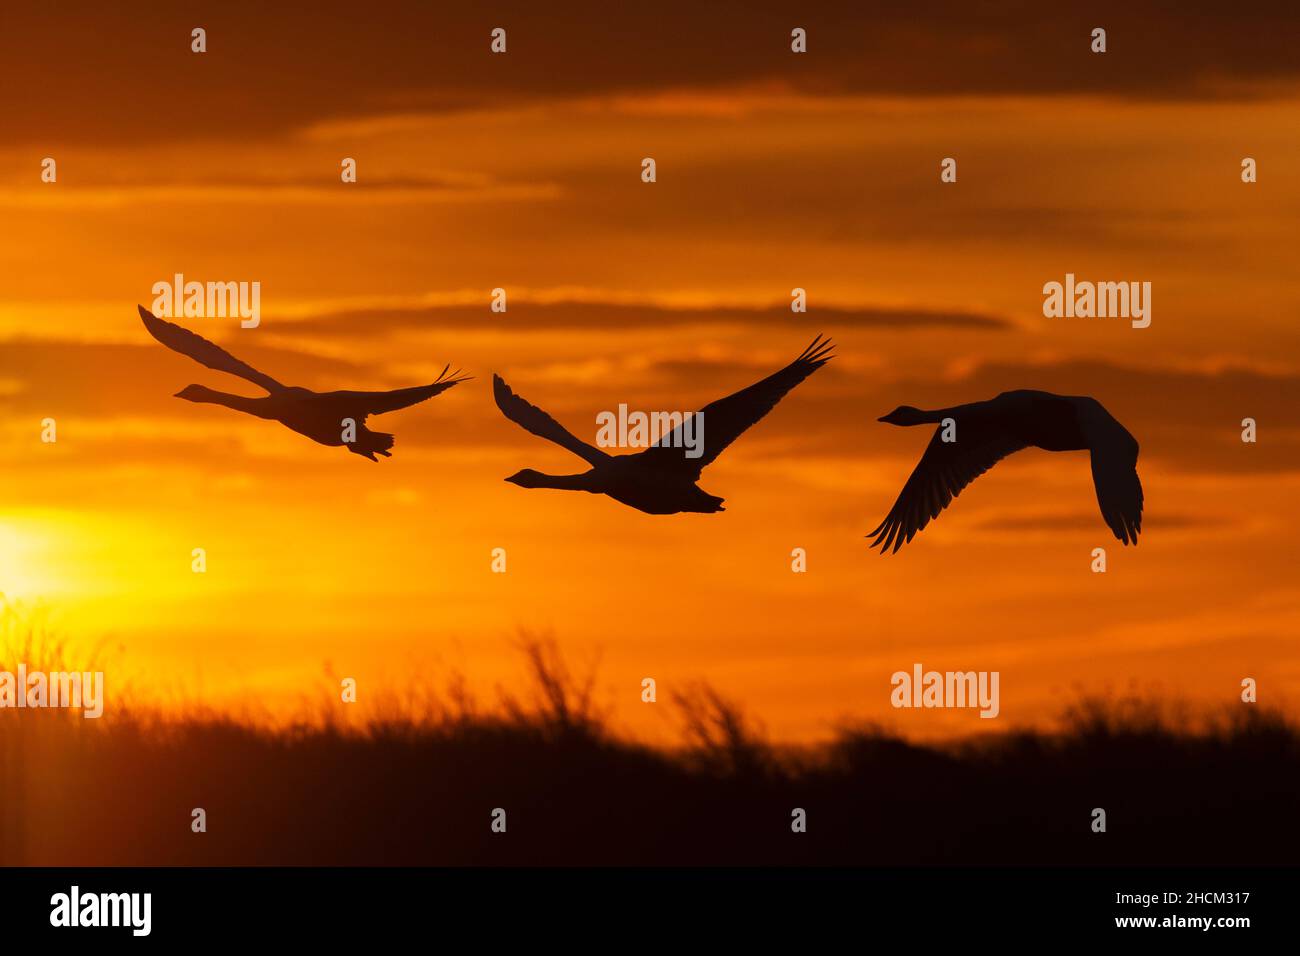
[269, 299, 1011, 338]
[7, 1, 1300, 146]
[972, 510, 1235, 533]
[2, 327, 1295, 479]
[0, 177, 562, 209]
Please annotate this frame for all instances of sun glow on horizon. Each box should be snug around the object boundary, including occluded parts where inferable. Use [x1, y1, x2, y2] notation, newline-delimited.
[0, 515, 71, 603]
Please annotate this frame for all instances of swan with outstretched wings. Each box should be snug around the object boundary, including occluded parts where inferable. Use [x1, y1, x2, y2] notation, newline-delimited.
[869, 389, 1143, 552]
[138, 305, 469, 461]
[493, 335, 833, 513]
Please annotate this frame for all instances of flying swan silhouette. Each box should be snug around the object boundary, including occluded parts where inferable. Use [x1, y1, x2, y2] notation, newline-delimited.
[493, 335, 834, 514]
[869, 389, 1143, 552]
[138, 305, 469, 460]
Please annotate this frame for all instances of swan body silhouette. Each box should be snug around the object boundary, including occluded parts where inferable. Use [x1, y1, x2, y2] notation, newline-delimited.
[870, 389, 1143, 551]
[494, 336, 834, 514]
[138, 305, 468, 460]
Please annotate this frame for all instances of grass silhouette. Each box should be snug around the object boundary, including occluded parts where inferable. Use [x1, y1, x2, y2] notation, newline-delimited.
[1, 615, 1295, 866]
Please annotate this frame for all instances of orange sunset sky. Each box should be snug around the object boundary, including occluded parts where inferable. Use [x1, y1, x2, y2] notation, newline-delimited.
[1, 3, 1297, 741]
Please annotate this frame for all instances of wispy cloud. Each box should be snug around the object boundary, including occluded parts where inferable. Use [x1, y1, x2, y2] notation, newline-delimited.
[8, 2, 1300, 146]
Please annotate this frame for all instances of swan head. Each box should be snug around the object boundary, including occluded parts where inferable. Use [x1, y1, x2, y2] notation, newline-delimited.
[878, 405, 927, 426]
[175, 384, 217, 403]
[505, 468, 546, 488]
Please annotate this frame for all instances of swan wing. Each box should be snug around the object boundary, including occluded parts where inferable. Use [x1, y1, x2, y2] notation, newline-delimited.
[1091, 447, 1143, 545]
[869, 425, 1029, 553]
[493, 374, 610, 467]
[331, 366, 472, 416]
[138, 305, 284, 393]
[643, 335, 834, 477]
